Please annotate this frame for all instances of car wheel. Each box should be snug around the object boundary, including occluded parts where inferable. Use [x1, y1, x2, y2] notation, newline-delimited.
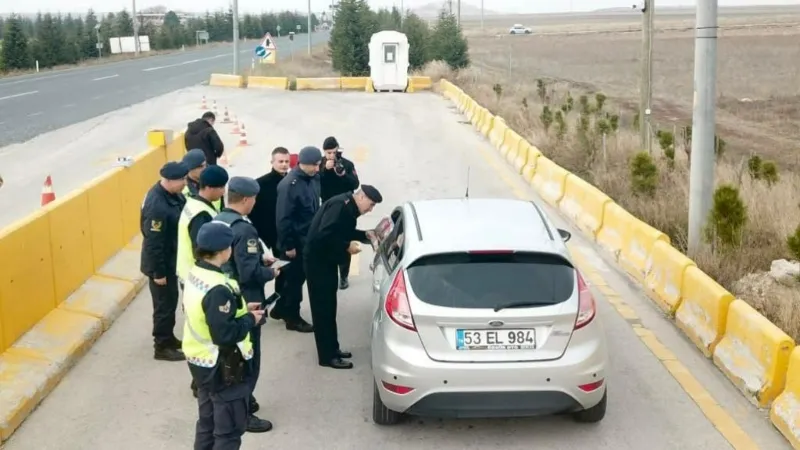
[373, 381, 403, 425]
[572, 389, 607, 423]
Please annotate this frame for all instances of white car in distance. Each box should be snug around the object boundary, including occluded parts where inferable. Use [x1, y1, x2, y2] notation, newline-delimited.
[509, 24, 532, 34]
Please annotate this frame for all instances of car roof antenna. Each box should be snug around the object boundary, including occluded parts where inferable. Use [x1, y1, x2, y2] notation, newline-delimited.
[464, 166, 470, 199]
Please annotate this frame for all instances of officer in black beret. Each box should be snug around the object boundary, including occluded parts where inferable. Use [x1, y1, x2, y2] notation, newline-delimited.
[183, 221, 266, 449]
[182, 148, 208, 198]
[215, 176, 278, 433]
[304, 184, 383, 369]
[140, 161, 188, 362]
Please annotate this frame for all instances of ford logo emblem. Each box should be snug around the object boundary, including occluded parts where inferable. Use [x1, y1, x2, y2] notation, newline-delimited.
[488, 320, 504, 327]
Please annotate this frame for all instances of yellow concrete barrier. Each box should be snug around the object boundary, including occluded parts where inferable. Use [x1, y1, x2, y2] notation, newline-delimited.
[514, 140, 532, 174]
[84, 169, 126, 270]
[479, 110, 494, 137]
[408, 76, 433, 92]
[165, 132, 186, 162]
[0, 212, 57, 352]
[489, 118, 508, 149]
[529, 157, 569, 207]
[520, 143, 542, 181]
[120, 147, 166, 240]
[209, 73, 244, 88]
[771, 347, 800, 448]
[247, 76, 289, 90]
[619, 218, 670, 283]
[43, 191, 95, 303]
[471, 107, 485, 128]
[296, 77, 343, 91]
[596, 203, 636, 260]
[458, 93, 469, 113]
[465, 101, 478, 123]
[675, 266, 735, 357]
[340, 77, 369, 90]
[712, 299, 794, 408]
[643, 240, 695, 315]
[501, 130, 523, 163]
[558, 174, 612, 238]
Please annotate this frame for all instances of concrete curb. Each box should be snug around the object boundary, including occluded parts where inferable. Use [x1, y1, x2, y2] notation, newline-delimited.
[206, 74, 433, 93]
[0, 237, 146, 442]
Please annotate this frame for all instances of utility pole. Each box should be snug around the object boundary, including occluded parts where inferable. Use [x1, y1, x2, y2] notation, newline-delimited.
[308, 0, 312, 55]
[457, 0, 461, 26]
[481, 0, 484, 30]
[232, 0, 240, 75]
[687, 0, 719, 252]
[132, 0, 140, 55]
[639, 0, 654, 154]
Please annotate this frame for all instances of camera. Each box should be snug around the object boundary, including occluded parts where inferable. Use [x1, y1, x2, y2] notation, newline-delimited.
[333, 151, 345, 173]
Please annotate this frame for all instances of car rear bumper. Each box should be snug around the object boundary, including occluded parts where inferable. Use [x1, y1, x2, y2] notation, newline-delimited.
[372, 319, 608, 418]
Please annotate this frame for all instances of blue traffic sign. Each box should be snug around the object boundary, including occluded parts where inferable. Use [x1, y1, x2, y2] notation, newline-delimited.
[255, 46, 267, 57]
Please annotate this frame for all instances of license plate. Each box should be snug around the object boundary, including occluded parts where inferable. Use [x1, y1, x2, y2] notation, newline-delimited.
[456, 329, 536, 350]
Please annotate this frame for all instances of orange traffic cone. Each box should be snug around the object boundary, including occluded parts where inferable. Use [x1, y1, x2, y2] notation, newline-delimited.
[218, 153, 230, 167]
[238, 123, 248, 146]
[200, 96, 207, 110]
[231, 117, 241, 134]
[41, 175, 56, 206]
[222, 107, 232, 124]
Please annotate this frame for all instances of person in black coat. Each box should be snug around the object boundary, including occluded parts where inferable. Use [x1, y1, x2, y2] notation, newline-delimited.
[304, 185, 383, 369]
[185, 112, 225, 166]
[319, 136, 360, 290]
[250, 147, 291, 252]
[140, 161, 188, 362]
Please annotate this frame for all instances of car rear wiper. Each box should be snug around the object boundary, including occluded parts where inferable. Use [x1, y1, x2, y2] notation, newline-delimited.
[493, 301, 549, 312]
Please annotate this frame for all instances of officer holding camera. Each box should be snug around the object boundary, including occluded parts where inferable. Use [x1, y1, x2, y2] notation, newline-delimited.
[320, 136, 360, 290]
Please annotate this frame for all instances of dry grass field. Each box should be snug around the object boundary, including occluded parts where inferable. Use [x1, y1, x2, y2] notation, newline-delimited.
[421, 9, 800, 339]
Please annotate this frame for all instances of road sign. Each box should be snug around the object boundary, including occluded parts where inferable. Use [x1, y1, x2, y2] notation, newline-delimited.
[262, 33, 276, 50]
[257, 32, 277, 64]
[255, 46, 267, 57]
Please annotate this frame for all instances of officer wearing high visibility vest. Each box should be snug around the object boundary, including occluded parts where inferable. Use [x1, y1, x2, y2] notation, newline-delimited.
[183, 221, 270, 449]
[177, 165, 229, 285]
[183, 148, 224, 211]
[215, 177, 279, 432]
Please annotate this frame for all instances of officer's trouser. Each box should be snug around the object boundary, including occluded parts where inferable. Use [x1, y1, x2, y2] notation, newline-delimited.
[194, 383, 249, 450]
[149, 275, 180, 347]
[247, 325, 262, 408]
[275, 250, 306, 321]
[306, 261, 340, 363]
[339, 253, 351, 280]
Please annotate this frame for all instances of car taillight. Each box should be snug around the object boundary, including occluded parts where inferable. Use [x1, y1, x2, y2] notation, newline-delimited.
[574, 271, 596, 330]
[385, 270, 417, 331]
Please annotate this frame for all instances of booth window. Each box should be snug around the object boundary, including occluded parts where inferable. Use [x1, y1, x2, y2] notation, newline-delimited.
[383, 43, 397, 63]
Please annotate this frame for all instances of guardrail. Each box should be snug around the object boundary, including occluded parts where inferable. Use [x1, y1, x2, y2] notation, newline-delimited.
[438, 78, 800, 448]
[0, 130, 187, 442]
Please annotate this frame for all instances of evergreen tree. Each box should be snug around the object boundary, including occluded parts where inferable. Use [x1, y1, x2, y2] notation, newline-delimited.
[115, 10, 134, 36]
[402, 12, 432, 71]
[1, 15, 32, 71]
[328, 0, 377, 76]
[430, 10, 470, 70]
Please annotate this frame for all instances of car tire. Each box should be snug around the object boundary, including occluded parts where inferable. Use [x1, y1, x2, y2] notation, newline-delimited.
[572, 389, 607, 423]
[372, 382, 403, 425]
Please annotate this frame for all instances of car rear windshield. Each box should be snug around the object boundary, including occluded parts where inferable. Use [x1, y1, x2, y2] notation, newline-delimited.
[406, 252, 576, 309]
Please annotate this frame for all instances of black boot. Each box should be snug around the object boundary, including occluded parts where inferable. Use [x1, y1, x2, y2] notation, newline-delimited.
[154, 345, 185, 362]
[285, 317, 314, 333]
[339, 276, 349, 290]
[246, 415, 273, 433]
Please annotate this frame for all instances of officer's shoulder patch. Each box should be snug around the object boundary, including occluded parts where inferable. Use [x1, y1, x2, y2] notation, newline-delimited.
[150, 219, 163, 232]
[246, 239, 259, 254]
[218, 300, 231, 314]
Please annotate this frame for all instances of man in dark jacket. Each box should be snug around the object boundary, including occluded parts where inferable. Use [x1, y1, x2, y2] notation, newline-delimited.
[185, 112, 225, 166]
[319, 136, 360, 289]
[250, 147, 291, 251]
[272, 146, 322, 333]
[305, 185, 382, 369]
[140, 161, 188, 362]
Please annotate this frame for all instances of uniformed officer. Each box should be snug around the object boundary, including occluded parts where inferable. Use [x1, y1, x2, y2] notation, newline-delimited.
[184, 148, 224, 211]
[304, 185, 383, 369]
[215, 177, 277, 433]
[140, 161, 188, 362]
[272, 146, 322, 334]
[183, 221, 267, 450]
[177, 165, 229, 285]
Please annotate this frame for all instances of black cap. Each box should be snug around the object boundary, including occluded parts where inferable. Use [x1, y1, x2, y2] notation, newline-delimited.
[196, 221, 234, 252]
[183, 149, 206, 170]
[199, 165, 229, 188]
[360, 185, 383, 203]
[160, 161, 189, 180]
[298, 146, 323, 165]
[228, 176, 260, 197]
[322, 136, 340, 151]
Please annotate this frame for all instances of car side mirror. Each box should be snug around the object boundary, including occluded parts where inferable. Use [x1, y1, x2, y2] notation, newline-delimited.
[558, 228, 571, 242]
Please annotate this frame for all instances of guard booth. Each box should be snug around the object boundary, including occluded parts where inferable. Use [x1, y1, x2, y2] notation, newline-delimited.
[368, 31, 409, 92]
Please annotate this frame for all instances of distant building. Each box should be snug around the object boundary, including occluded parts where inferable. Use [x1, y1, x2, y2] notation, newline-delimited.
[135, 12, 194, 26]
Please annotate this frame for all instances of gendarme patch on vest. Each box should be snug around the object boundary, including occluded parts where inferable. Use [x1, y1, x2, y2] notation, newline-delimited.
[247, 239, 258, 254]
[219, 300, 231, 313]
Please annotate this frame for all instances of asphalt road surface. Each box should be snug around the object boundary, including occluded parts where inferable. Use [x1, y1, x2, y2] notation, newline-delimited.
[1, 89, 789, 450]
[0, 32, 329, 148]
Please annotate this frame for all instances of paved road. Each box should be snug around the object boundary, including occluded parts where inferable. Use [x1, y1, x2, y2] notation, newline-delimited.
[0, 32, 329, 148]
[2, 89, 789, 449]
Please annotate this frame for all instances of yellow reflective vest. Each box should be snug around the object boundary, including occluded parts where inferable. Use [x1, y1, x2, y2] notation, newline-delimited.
[177, 196, 220, 282]
[183, 184, 222, 211]
[181, 265, 253, 368]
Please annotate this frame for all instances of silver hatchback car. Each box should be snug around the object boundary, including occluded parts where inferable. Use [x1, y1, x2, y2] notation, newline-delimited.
[369, 198, 608, 425]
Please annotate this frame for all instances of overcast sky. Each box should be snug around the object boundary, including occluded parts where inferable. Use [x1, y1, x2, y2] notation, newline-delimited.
[2, 0, 800, 15]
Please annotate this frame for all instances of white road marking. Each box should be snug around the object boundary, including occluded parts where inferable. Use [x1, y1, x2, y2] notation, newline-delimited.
[142, 54, 228, 72]
[27, 112, 43, 117]
[0, 90, 39, 101]
[92, 74, 119, 81]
